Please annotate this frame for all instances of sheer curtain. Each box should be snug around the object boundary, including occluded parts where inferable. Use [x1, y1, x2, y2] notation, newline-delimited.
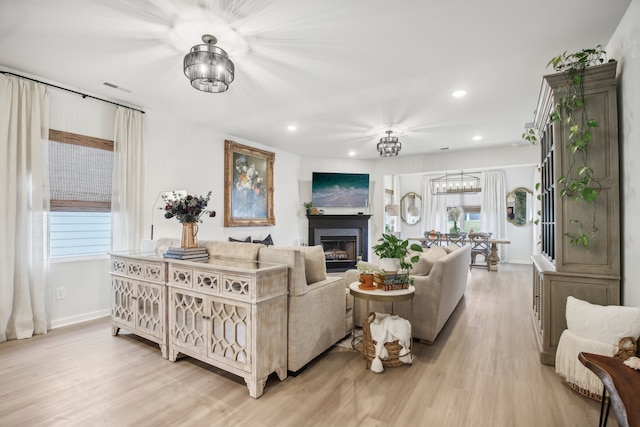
[421, 175, 449, 234]
[0, 74, 50, 342]
[111, 107, 145, 251]
[481, 170, 508, 261]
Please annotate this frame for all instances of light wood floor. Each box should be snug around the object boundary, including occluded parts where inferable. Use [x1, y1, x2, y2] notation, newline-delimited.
[0, 264, 612, 427]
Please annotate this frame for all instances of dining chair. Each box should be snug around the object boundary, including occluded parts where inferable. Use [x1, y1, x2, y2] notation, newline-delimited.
[469, 232, 492, 270]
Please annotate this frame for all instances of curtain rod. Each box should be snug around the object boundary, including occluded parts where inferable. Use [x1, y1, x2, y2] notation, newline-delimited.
[1, 71, 145, 114]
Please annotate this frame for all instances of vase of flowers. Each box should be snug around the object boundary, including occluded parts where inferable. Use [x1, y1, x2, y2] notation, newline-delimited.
[162, 191, 216, 248]
[448, 206, 463, 235]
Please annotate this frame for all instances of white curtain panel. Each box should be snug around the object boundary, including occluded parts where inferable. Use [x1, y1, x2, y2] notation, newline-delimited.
[421, 175, 449, 234]
[0, 74, 50, 342]
[481, 170, 509, 262]
[111, 107, 145, 251]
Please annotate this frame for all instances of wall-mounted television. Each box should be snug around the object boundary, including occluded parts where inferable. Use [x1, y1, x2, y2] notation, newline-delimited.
[311, 172, 370, 208]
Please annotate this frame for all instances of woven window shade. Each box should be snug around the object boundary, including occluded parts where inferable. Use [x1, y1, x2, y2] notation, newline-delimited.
[446, 191, 482, 212]
[49, 130, 114, 212]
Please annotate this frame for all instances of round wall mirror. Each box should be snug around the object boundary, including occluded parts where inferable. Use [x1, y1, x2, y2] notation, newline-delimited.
[400, 192, 422, 225]
[506, 187, 533, 226]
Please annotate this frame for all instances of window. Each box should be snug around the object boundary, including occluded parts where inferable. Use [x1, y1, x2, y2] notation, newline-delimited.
[446, 191, 482, 232]
[48, 130, 113, 257]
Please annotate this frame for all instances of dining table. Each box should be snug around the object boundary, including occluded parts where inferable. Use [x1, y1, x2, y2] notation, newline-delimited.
[409, 235, 510, 272]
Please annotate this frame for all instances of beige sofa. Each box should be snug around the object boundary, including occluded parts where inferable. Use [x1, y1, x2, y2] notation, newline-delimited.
[345, 244, 471, 343]
[152, 238, 348, 373]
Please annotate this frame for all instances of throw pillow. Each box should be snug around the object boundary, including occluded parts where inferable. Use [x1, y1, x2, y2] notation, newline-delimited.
[566, 296, 640, 346]
[406, 249, 430, 276]
[229, 236, 251, 243]
[419, 246, 448, 276]
[442, 244, 461, 254]
[301, 245, 327, 284]
[252, 234, 274, 246]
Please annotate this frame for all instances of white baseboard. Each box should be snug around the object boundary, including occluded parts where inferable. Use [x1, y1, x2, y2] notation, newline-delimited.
[50, 309, 111, 329]
[503, 260, 533, 265]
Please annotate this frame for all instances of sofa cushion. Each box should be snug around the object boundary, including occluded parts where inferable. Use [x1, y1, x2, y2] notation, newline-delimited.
[566, 296, 640, 346]
[414, 246, 447, 276]
[203, 241, 264, 261]
[406, 249, 430, 275]
[300, 245, 327, 284]
[442, 244, 461, 254]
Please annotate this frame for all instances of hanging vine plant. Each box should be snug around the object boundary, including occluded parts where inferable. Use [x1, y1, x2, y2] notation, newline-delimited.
[524, 45, 613, 248]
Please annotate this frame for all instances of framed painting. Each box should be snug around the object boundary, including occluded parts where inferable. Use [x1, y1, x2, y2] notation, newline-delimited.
[224, 140, 275, 227]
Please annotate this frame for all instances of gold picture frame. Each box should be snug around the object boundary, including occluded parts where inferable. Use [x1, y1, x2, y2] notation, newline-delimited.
[224, 140, 275, 227]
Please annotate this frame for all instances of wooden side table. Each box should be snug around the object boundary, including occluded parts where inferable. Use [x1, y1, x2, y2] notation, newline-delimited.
[349, 282, 415, 368]
[578, 352, 640, 427]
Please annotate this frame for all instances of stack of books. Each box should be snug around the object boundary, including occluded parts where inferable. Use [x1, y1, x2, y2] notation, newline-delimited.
[163, 247, 209, 262]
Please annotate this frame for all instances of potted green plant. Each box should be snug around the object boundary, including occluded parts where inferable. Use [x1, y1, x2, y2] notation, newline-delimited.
[303, 201, 313, 215]
[372, 233, 423, 273]
[524, 45, 612, 248]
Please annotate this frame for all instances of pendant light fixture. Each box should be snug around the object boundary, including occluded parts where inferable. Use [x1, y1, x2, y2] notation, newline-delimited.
[183, 34, 235, 93]
[377, 130, 401, 157]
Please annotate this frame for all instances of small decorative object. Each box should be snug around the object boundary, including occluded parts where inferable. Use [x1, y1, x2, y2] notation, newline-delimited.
[373, 271, 410, 290]
[162, 191, 216, 248]
[303, 201, 313, 215]
[448, 206, 463, 234]
[356, 256, 375, 290]
[310, 207, 319, 215]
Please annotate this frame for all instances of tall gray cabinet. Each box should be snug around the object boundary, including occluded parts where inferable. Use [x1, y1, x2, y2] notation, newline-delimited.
[531, 61, 621, 365]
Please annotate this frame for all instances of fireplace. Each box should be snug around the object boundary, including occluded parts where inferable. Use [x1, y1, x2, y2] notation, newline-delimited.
[307, 214, 371, 272]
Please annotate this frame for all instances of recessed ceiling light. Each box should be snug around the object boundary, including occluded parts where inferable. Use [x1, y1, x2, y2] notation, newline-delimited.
[452, 90, 467, 98]
[287, 125, 297, 131]
[472, 135, 483, 141]
[348, 151, 356, 156]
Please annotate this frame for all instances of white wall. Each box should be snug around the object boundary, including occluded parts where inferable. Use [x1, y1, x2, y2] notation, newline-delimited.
[607, 0, 640, 306]
[143, 110, 303, 247]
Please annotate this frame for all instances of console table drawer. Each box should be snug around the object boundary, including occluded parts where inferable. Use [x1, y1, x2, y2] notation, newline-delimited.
[194, 270, 221, 295]
[144, 262, 166, 282]
[111, 257, 165, 283]
[169, 265, 193, 288]
[221, 273, 252, 300]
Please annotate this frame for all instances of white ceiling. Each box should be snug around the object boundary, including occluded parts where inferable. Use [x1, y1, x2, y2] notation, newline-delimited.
[0, 0, 631, 159]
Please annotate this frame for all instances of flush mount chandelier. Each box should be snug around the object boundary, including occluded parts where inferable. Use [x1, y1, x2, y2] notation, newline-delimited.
[377, 130, 401, 157]
[184, 34, 235, 93]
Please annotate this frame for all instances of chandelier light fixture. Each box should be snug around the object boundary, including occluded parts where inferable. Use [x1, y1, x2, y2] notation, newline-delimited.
[377, 130, 401, 157]
[184, 34, 235, 93]
[430, 171, 481, 195]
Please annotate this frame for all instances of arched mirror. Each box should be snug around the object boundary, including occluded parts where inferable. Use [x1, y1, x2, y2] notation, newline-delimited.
[506, 187, 533, 226]
[400, 192, 422, 225]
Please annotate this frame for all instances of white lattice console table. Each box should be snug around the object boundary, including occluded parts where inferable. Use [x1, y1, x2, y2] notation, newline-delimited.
[166, 257, 288, 398]
[110, 252, 168, 358]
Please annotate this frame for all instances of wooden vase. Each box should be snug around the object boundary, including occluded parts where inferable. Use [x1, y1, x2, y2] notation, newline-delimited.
[181, 222, 199, 248]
